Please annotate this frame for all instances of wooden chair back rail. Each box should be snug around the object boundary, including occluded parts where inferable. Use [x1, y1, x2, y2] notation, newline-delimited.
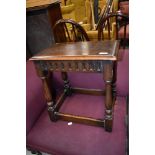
[64, 23, 71, 41]
[115, 15, 118, 40]
[53, 19, 90, 43]
[96, 0, 113, 30]
[98, 13, 129, 42]
[107, 18, 111, 39]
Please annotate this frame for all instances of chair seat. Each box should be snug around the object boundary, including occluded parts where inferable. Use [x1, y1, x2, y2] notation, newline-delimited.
[27, 95, 126, 155]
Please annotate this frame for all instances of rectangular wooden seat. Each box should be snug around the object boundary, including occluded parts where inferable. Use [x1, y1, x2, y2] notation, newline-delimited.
[30, 40, 120, 132]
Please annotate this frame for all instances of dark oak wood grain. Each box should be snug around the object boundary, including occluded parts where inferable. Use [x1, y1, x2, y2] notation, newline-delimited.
[55, 112, 105, 127]
[30, 40, 120, 61]
[72, 88, 105, 96]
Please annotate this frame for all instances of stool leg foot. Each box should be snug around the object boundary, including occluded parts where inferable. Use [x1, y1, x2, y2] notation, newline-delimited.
[105, 119, 112, 132]
[48, 106, 58, 122]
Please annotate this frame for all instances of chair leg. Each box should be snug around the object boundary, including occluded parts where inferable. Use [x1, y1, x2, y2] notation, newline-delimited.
[31, 150, 42, 155]
[61, 71, 72, 96]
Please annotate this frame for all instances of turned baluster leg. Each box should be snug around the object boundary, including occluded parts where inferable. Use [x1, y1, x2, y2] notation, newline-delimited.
[41, 72, 57, 121]
[35, 62, 57, 121]
[103, 62, 113, 132]
[61, 71, 72, 96]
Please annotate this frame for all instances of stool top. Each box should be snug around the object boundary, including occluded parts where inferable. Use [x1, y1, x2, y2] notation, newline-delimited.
[30, 40, 120, 61]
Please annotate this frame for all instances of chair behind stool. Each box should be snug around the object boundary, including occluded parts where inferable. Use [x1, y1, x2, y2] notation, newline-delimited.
[98, 13, 129, 48]
[98, 13, 129, 102]
[53, 19, 90, 43]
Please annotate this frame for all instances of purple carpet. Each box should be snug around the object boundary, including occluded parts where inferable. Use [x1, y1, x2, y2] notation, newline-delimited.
[27, 95, 126, 155]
